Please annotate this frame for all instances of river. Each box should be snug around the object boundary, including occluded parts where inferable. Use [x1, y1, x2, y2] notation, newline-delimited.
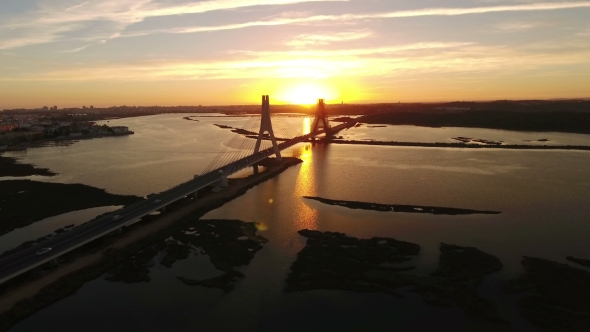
[4, 113, 590, 331]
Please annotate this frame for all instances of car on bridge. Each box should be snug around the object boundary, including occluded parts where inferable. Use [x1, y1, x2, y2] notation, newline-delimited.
[36, 248, 52, 255]
[152, 199, 161, 204]
[111, 215, 121, 222]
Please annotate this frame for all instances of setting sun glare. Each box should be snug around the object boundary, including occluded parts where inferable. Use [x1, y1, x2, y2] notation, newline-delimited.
[276, 83, 337, 105]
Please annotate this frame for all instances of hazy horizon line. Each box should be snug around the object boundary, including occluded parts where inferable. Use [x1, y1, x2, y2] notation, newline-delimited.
[3, 97, 590, 111]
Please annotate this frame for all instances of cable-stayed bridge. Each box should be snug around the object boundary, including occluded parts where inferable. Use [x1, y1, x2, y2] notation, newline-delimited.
[0, 96, 360, 284]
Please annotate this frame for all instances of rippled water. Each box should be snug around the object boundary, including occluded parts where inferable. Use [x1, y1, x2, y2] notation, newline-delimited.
[7, 114, 590, 331]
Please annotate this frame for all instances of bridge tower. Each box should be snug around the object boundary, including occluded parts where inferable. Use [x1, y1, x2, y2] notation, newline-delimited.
[311, 99, 331, 138]
[254, 95, 282, 160]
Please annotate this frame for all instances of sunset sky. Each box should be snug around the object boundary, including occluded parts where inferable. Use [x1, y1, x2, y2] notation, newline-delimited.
[1, 0, 590, 108]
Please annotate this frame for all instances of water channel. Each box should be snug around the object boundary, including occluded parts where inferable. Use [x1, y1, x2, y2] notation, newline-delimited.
[4, 114, 590, 331]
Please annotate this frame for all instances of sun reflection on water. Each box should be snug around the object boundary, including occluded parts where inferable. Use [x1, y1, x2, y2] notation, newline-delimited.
[302, 117, 311, 136]
[292, 141, 318, 230]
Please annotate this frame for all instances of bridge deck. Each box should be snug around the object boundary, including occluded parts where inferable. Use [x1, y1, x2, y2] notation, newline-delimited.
[0, 118, 359, 285]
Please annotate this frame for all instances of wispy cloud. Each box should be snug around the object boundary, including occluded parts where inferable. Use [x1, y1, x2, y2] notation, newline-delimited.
[0, 0, 347, 50]
[35, 0, 347, 25]
[378, 1, 590, 18]
[285, 31, 372, 47]
[5, 41, 590, 82]
[60, 45, 89, 53]
[234, 42, 475, 57]
[493, 21, 553, 31]
[0, 24, 80, 50]
[125, 1, 590, 37]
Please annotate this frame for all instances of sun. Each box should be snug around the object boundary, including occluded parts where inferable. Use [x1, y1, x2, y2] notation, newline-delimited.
[278, 83, 335, 105]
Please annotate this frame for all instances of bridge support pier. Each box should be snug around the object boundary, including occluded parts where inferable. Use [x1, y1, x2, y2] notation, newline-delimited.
[218, 170, 228, 188]
[192, 191, 199, 199]
[253, 165, 259, 174]
[254, 95, 282, 160]
[311, 99, 331, 140]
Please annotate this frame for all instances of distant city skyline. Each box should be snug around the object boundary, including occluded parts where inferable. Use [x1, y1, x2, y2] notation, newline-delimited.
[1, 0, 590, 108]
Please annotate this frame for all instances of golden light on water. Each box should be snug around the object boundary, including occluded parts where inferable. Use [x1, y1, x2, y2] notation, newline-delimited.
[292, 143, 318, 230]
[255, 222, 269, 231]
[302, 117, 311, 136]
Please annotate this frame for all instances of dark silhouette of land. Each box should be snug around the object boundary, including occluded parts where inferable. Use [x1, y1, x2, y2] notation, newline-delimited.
[361, 109, 590, 134]
[566, 256, 590, 267]
[106, 219, 267, 292]
[328, 140, 590, 151]
[0, 180, 141, 237]
[504, 257, 590, 331]
[304, 196, 501, 215]
[287, 230, 503, 322]
[0, 156, 55, 177]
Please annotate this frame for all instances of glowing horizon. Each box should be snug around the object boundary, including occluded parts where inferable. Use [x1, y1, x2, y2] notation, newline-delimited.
[1, 0, 590, 109]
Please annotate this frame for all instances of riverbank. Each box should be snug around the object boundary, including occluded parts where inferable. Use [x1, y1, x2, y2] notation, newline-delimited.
[0, 131, 133, 153]
[0, 157, 301, 331]
[361, 109, 590, 135]
[304, 196, 501, 215]
[0, 156, 55, 178]
[329, 139, 590, 151]
[0, 180, 141, 237]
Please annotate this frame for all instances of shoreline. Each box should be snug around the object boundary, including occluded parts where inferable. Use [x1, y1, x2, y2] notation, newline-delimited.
[304, 196, 501, 215]
[329, 139, 590, 151]
[0, 156, 55, 178]
[0, 180, 141, 248]
[0, 157, 302, 330]
[0, 132, 134, 154]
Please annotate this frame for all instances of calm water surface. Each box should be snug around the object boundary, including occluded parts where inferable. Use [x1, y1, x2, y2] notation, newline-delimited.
[0, 206, 121, 255]
[6, 114, 590, 331]
[344, 123, 590, 145]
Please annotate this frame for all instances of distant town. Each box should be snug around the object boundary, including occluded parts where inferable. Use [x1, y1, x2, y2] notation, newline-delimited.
[0, 107, 135, 149]
[2, 99, 590, 149]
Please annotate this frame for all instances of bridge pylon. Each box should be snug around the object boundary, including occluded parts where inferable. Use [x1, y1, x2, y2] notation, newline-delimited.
[254, 95, 282, 160]
[311, 99, 331, 139]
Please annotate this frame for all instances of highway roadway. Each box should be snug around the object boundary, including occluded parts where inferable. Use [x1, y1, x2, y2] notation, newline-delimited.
[0, 119, 359, 285]
[0, 170, 224, 284]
